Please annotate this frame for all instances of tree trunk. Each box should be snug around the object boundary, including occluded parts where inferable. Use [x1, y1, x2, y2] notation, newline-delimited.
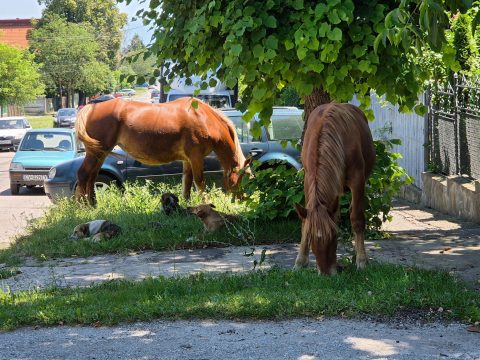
[300, 87, 331, 145]
[78, 91, 86, 106]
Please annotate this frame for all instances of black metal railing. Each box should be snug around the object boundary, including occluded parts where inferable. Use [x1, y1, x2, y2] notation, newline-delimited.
[427, 75, 480, 180]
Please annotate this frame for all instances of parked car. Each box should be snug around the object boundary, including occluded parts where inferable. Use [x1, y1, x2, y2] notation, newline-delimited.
[151, 96, 160, 104]
[0, 117, 31, 151]
[9, 128, 83, 195]
[88, 94, 115, 104]
[44, 107, 304, 201]
[117, 88, 136, 96]
[150, 88, 160, 98]
[53, 108, 77, 128]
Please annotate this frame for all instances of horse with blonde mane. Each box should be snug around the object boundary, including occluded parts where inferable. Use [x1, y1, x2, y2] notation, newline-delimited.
[294, 103, 375, 275]
[75, 97, 248, 205]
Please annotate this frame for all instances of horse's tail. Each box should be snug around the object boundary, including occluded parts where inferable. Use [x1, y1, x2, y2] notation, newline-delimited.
[75, 104, 102, 152]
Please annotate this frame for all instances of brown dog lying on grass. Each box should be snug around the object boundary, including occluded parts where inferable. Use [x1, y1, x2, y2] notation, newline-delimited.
[187, 204, 240, 232]
[71, 220, 121, 242]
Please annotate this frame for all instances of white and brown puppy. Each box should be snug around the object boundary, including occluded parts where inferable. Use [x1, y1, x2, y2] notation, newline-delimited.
[187, 204, 240, 232]
[71, 220, 121, 242]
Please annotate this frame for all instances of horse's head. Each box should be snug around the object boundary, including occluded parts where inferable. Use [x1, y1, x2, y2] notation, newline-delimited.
[224, 157, 252, 195]
[295, 203, 338, 275]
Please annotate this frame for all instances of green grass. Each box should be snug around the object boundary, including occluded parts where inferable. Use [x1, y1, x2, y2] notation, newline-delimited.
[1, 264, 478, 331]
[0, 267, 20, 280]
[26, 115, 54, 129]
[0, 182, 299, 264]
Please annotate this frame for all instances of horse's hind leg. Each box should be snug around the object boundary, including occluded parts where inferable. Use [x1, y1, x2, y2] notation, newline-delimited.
[182, 161, 193, 200]
[76, 153, 97, 204]
[75, 152, 106, 205]
[349, 177, 368, 269]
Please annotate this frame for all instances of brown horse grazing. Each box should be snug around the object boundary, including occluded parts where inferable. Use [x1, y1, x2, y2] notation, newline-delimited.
[294, 103, 375, 275]
[75, 98, 248, 205]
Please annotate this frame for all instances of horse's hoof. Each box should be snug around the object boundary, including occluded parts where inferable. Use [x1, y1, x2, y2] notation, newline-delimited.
[294, 257, 309, 270]
[293, 262, 309, 270]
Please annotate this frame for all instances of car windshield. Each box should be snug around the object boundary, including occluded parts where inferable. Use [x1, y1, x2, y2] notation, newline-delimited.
[267, 115, 304, 141]
[0, 119, 24, 129]
[57, 109, 76, 116]
[20, 132, 74, 151]
[168, 94, 231, 108]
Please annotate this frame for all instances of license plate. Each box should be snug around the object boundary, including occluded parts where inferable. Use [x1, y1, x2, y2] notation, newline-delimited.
[23, 174, 48, 181]
[0, 140, 11, 145]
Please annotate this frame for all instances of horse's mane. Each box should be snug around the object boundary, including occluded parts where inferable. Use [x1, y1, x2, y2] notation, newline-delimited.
[196, 99, 246, 169]
[303, 103, 354, 244]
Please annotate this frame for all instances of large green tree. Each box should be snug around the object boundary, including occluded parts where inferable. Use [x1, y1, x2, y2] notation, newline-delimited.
[38, 0, 127, 69]
[120, 34, 157, 85]
[29, 16, 112, 106]
[0, 43, 44, 116]
[128, 0, 473, 138]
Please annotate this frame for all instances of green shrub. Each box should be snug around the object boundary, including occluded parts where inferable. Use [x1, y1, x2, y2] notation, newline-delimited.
[240, 140, 412, 236]
[241, 162, 304, 220]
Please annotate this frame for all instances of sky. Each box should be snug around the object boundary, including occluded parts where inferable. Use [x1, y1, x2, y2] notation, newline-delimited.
[0, 0, 153, 46]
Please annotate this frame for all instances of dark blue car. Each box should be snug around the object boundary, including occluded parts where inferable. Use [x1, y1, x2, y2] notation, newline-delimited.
[44, 107, 303, 201]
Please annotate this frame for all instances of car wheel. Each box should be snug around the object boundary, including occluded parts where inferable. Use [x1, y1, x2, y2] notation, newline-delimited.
[10, 183, 20, 195]
[94, 174, 118, 190]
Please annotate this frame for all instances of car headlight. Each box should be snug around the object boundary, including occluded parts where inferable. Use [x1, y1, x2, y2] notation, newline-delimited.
[14, 133, 23, 140]
[9, 162, 24, 171]
[48, 167, 57, 179]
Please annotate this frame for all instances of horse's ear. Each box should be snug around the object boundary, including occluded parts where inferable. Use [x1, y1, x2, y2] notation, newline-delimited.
[294, 203, 307, 219]
[208, 203, 216, 208]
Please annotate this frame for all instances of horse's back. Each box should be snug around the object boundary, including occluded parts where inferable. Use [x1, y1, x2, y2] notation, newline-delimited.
[303, 103, 375, 177]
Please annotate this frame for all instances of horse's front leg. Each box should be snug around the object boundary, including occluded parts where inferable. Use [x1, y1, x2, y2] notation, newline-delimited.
[349, 177, 367, 270]
[182, 161, 193, 200]
[190, 156, 206, 200]
[294, 235, 310, 269]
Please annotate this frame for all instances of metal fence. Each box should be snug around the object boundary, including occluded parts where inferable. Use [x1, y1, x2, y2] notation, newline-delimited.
[427, 75, 480, 180]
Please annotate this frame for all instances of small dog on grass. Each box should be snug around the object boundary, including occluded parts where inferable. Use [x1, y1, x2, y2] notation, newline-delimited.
[71, 220, 121, 242]
[187, 203, 240, 232]
[161, 192, 186, 215]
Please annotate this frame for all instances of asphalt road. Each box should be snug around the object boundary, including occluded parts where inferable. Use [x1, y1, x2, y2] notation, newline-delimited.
[0, 151, 51, 249]
[1, 319, 479, 360]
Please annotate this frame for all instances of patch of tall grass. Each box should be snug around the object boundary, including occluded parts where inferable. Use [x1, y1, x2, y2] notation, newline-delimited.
[0, 182, 299, 263]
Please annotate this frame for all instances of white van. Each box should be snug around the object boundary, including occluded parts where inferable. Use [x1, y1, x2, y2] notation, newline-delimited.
[165, 71, 234, 108]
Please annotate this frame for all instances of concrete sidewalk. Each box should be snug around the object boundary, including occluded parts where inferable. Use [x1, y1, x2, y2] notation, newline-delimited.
[1, 200, 479, 293]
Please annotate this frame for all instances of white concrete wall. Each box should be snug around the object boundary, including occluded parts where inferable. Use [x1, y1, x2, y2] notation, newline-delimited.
[351, 94, 426, 189]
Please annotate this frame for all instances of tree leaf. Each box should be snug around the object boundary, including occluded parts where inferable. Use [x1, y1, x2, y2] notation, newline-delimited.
[284, 39, 295, 50]
[292, 0, 304, 10]
[231, 44, 243, 56]
[328, 27, 342, 41]
[208, 78, 218, 87]
[265, 35, 278, 50]
[296, 47, 308, 60]
[263, 15, 277, 28]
